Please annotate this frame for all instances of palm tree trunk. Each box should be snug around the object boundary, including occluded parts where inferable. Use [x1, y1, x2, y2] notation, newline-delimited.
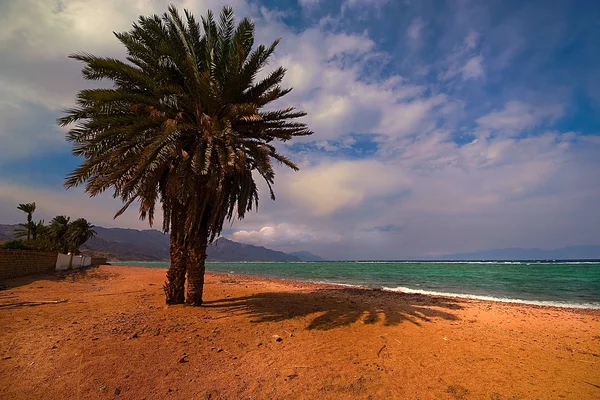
[185, 232, 208, 306]
[27, 214, 31, 241]
[164, 233, 187, 304]
[164, 206, 187, 304]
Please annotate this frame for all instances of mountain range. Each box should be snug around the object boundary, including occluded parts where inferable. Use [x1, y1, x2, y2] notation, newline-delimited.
[2, 223, 598, 261]
[0, 224, 323, 262]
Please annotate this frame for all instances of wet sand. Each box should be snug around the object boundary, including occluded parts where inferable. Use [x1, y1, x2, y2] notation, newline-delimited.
[1, 265, 599, 399]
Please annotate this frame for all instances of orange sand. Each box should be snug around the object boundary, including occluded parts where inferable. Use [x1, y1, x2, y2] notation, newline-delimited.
[1, 266, 599, 399]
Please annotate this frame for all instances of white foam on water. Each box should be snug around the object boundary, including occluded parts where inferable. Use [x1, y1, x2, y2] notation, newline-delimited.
[312, 281, 364, 288]
[382, 286, 600, 310]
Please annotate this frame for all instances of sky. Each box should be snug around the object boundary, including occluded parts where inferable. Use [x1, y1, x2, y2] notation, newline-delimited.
[0, 0, 599, 260]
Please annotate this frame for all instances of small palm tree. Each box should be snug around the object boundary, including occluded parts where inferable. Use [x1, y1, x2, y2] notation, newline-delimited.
[14, 222, 32, 240]
[15, 220, 46, 241]
[31, 220, 48, 241]
[67, 218, 97, 254]
[48, 216, 71, 254]
[59, 6, 312, 305]
[16, 203, 36, 240]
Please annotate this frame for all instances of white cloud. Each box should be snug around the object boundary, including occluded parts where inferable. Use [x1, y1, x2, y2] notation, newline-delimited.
[376, 94, 446, 136]
[0, 0, 255, 158]
[0, 0, 444, 160]
[0, 182, 161, 229]
[476, 101, 564, 135]
[325, 32, 376, 57]
[231, 125, 600, 259]
[231, 223, 340, 246]
[382, 127, 570, 205]
[343, 0, 389, 11]
[406, 17, 424, 41]
[258, 24, 442, 141]
[581, 135, 600, 144]
[464, 31, 479, 50]
[440, 32, 485, 81]
[0, 100, 66, 161]
[461, 55, 484, 80]
[297, 0, 321, 10]
[1, 0, 244, 110]
[283, 160, 411, 215]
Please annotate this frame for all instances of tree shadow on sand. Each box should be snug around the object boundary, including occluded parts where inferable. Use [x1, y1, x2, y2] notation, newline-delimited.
[203, 288, 463, 330]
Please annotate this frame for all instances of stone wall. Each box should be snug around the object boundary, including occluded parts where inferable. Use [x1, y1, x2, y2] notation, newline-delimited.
[0, 250, 58, 280]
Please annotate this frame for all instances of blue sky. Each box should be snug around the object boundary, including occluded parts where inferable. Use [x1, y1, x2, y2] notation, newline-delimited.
[0, 0, 599, 259]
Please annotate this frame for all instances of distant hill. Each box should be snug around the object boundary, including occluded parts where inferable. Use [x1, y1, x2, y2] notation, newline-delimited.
[0, 224, 319, 262]
[439, 246, 600, 260]
[289, 251, 324, 261]
[0, 224, 18, 242]
[208, 238, 300, 262]
[81, 226, 170, 261]
[2, 223, 597, 261]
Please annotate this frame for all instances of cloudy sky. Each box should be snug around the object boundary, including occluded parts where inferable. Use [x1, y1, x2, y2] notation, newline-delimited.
[1, 0, 599, 259]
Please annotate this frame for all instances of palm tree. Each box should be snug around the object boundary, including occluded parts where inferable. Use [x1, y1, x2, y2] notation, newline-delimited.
[31, 220, 48, 241]
[16, 203, 36, 240]
[48, 216, 71, 254]
[15, 220, 46, 241]
[67, 218, 97, 254]
[59, 6, 312, 305]
[14, 222, 32, 240]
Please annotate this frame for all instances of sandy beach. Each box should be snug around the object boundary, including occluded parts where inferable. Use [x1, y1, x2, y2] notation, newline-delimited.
[1, 266, 599, 399]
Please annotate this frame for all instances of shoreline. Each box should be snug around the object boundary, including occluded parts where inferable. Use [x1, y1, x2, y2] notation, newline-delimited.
[1, 265, 599, 399]
[207, 270, 600, 314]
[114, 264, 600, 311]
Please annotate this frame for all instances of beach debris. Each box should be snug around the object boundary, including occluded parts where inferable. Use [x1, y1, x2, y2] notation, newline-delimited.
[442, 336, 448, 341]
[273, 335, 283, 342]
[285, 374, 298, 381]
[0, 299, 68, 308]
[99, 385, 108, 391]
[2, 356, 12, 360]
[178, 353, 188, 363]
[377, 345, 387, 358]
[114, 388, 121, 396]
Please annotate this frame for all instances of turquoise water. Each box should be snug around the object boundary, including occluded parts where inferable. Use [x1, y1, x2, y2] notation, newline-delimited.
[111, 260, 600, 309]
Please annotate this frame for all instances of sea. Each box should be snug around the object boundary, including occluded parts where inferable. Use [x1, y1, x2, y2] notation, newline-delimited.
[110, 260, 600, 309]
